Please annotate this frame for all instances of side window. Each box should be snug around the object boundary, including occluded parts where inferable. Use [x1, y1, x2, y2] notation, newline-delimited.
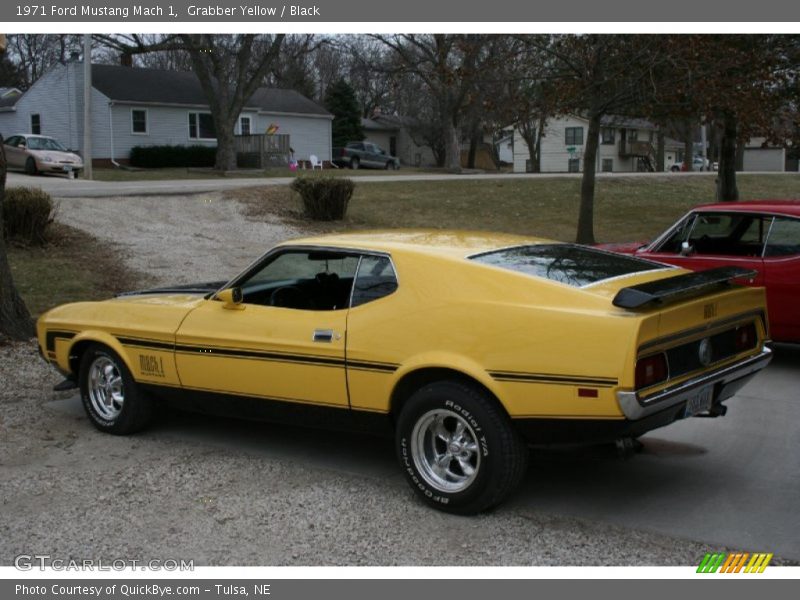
[765, 217, 800, 257]
[351, 255, 398, 308]
[237, 250, 359, 310]
[657, 214, 697, 253]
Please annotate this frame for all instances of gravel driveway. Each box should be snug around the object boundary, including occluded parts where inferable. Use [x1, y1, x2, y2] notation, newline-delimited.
[54, 192, 301, 286]
[0, 191, 746, 566]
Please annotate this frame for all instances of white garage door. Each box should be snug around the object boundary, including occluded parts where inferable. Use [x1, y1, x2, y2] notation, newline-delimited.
[742, 148, 785, 172]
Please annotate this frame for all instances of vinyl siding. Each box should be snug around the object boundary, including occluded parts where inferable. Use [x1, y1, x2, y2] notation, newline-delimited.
[2, 60, 333, 163]
[252, 113, 332, 162]
[0, 61, 83, 151]
[512, 115, 652, 173]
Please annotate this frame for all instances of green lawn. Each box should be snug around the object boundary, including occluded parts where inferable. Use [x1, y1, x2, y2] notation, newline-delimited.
[7, 225, 143, 318]
[235, 173, 800, 243]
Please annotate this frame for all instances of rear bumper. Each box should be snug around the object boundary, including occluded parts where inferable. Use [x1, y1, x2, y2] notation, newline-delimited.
[616, 347, 772, 420]
[511, 347, 772, 445]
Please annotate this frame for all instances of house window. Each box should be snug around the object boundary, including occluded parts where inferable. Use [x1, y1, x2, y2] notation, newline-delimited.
[601, 128, 615, 145]
[30, 114, 41, 135]
[568, 158, 581, 173]
[188, 112, 216, 140]
[602, 158, 614, 172]
[131, 109, 148, 134]
[239, 116, 251, 136]
[628, 129, 638, 141]
[565, 127, 584, 146]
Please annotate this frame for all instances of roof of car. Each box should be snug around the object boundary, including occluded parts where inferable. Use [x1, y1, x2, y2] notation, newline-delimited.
[280, 230, 550, 258]
[692, 200, 800, 217]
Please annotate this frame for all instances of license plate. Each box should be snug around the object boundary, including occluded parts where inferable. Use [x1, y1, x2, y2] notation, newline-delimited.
[684, 385, 713, 417]
[63, 166, 72, 172]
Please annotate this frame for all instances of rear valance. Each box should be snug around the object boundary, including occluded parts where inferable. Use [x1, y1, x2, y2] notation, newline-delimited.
[612, 267, 757, 309]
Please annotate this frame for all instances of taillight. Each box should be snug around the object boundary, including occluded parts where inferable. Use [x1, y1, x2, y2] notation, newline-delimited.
[735, 323, 757, 352]
[636, 353, 668, 389]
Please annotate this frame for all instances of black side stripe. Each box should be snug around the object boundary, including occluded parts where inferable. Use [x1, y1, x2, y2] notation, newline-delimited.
[489, 371, 618, 387]
[115, 335, 398, 373]
[45, 330, 77, 353]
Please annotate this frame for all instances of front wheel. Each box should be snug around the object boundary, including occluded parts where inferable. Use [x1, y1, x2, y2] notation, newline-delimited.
[396, 380, 528, 514]
[25, 157, 38, 176]
[79, 344, 154, 435]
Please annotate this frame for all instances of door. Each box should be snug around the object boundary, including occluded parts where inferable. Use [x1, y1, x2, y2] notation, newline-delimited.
[4, 136, 23, 168]
[762, 216, 800, 341]
[174, 249, 359, 408]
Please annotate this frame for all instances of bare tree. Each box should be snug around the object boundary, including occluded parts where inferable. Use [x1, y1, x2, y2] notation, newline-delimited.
[539, 35, 670, 244]
[374, 34, 493, 171]
[178, 34, 285, 171]
[6, 34, 82, 89]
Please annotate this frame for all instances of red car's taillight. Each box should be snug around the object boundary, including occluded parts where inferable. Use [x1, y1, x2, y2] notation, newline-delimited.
[635, 353, 668, 389]
[735, 323, 757, 353]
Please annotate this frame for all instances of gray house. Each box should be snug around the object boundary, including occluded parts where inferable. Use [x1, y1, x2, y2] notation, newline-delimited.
[0, 60, 333, 166]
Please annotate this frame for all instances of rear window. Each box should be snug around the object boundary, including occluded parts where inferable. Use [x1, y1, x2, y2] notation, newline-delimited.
[470, 244, 666, 287]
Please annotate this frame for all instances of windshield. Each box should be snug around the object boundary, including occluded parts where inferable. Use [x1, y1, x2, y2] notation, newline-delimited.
[471, 244, 668, 287]
[26, 137, 68, 151]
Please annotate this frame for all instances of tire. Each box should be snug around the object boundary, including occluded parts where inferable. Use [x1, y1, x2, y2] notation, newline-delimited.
[386, 161, 397, 170]
[73, 170, 80, 179]
[350, 157, 360, 170]
[396, 379, 528, 514]
[25, 157, 37, 176]
[79, 344, 154, 435]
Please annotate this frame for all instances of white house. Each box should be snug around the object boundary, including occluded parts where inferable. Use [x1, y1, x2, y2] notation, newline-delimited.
[511, 115, 682, 174]
[0, 60, 333, 166]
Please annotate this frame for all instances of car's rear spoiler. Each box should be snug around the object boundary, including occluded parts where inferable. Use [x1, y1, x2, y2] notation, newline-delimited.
[612, 267, 757, 309]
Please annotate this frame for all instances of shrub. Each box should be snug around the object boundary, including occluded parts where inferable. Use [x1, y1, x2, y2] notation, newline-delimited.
[2, 187, 56, 245]
[291, 176, 355, 221]
[129, 145, 217, 169]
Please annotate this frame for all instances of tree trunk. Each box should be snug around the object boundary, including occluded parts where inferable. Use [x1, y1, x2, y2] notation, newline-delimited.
[576, 114, 601, 245]
[717, 112, 739, 202]
[213, 116, 237, 172]
[656, 130, 665, 172]
[0, 139, 34, 342]
[444, 118, 461, 172]
[520, 119, 543, 173]
[467, 129, 479, 170]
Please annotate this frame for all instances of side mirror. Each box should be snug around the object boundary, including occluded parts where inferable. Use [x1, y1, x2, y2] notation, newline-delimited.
[680, 241, 694, 256]
[216, 287, 245, 310]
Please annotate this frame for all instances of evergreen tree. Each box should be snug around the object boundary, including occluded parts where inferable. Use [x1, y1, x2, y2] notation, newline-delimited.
[325, 79, 364, 148]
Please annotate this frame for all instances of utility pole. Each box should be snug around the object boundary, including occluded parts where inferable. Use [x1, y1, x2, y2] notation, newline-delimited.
[82, 34, 93, 180]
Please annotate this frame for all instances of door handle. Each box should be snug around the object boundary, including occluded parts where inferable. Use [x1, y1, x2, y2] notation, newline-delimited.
[313, 329, 335, 343]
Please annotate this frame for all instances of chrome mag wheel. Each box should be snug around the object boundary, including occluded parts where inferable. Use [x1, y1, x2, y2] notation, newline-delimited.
[87, 356, 125, 421]
[411, 409, 481, 493]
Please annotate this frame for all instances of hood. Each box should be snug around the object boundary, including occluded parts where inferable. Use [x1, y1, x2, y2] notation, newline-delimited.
[116, 280, 227, 299]
[29, 149, 83, 164]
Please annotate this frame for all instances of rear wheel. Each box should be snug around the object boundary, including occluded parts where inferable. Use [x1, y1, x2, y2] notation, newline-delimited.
[396, 379, 528, 514]
[386, 161, 398, 170]
[79, 344, 154, 435]
[25, 157, 37, 176]
[350, 156, 360, 170]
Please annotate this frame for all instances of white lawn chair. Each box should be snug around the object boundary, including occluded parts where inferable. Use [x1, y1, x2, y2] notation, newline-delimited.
[309, 154, 324, 170]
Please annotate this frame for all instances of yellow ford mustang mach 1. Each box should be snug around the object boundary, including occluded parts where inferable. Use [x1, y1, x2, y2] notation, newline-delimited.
[37, 231, 772, 514]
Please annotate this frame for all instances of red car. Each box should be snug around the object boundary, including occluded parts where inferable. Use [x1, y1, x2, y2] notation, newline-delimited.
[603, 200, 800, 343]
